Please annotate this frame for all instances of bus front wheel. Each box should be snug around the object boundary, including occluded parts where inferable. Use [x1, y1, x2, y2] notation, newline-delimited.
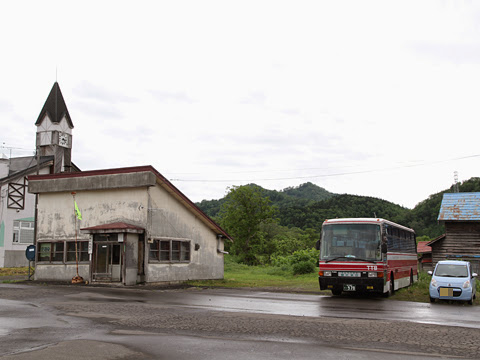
[384, 274, 394, 297]
[389, 274, 395, 296]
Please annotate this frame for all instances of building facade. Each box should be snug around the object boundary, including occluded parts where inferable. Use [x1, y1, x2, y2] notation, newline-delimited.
[28, 166, 230, 285]
[0, 82, 77, 267]
[429, 192, 480, 273]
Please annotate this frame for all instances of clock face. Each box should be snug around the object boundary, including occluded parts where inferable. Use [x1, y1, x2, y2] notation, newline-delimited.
[59, 133, 68, 147]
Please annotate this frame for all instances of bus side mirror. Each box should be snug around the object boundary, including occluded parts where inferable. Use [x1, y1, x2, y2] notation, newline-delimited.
[381, 243, 387, 254]
[315, 240, 321, 250]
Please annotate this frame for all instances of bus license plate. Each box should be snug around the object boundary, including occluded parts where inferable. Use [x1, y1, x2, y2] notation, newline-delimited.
[338, 272, 361, 277]
[343, 284, 356, 291]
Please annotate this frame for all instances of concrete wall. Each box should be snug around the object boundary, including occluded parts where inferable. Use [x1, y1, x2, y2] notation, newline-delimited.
[29, 172, 156, 193]
[34, 264, 90, 281]
[32, 170, 225, 284]
[35, 187, 149, 282]
[125, 233, 139, 285]
[0, 159, 9, 178]
[36, 188, 149, 242]
[4, 250, 29, 267]
[146, 185, 224, 282]
[0, 166, 50, 268]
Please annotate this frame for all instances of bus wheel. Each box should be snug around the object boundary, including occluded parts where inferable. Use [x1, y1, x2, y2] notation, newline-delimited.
[332, 289, 342, 296]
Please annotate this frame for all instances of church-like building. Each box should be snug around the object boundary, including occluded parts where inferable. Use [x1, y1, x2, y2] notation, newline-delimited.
[2, 82, 229, 285]
[0, 83, 80, 267]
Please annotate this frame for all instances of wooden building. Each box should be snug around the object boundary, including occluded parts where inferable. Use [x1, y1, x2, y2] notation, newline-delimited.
[417, 241, 432, 271]
[428, 192, 480, 273]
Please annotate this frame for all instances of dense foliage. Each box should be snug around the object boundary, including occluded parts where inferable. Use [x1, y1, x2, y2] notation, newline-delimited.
[218, 186, 277, 265]
[198, 182, 335, 219]
[199, 178, 480, 268]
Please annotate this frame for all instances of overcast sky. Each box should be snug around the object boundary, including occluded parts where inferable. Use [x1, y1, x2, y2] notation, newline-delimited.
[1, 1, 479, 209]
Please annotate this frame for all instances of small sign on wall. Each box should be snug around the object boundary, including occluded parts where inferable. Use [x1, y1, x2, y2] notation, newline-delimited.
[118, 233, 124, 242]
[88, 238, 93, 254]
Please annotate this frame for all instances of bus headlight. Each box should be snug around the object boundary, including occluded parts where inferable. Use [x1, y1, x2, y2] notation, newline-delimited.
[323, 271, 332, 276]
[368, 272, 378, 278]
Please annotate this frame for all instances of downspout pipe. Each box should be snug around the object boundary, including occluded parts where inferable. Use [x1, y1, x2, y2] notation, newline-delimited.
[217, 234, 228, 254]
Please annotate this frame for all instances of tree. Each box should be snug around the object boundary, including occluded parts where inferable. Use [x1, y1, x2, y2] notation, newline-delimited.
[218, 185, 277, 265]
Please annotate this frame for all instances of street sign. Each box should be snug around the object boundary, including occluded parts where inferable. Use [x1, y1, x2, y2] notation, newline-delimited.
[25, 245, 36, 261]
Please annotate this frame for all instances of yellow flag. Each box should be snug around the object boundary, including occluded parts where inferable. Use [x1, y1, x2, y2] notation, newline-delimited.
[74, 201, 82, 220]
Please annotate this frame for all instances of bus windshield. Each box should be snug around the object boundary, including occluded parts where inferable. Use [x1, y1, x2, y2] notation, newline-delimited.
[321, 223, 382, 261]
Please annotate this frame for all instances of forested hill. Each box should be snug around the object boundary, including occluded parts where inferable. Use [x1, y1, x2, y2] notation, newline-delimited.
[196, 177, 480, 239]
[197, 182, 335, 219]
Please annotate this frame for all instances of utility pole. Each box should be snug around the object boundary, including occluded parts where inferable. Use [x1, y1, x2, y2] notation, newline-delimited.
[453, 171, 459, 193]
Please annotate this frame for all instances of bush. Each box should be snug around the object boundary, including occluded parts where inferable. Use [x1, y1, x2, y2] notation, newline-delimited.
[270, 254, 291, 268]
[270, 248, 319, 275]
[290, 248, 320, 267]
[292, 261, 315, 275]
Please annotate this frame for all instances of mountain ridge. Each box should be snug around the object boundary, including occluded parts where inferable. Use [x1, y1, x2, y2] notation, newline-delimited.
[196, 177, 480, 239]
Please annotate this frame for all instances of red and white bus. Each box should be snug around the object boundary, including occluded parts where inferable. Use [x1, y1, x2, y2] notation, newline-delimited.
[316, 218, 417, 296]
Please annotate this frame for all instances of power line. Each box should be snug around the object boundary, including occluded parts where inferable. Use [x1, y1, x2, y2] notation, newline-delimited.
[169, 154, 480, 183]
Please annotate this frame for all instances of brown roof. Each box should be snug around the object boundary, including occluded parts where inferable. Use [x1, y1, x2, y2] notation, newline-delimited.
[417, 241, 432, 254]
[81, 222, 144, 233]
[427, 234, 446, 247]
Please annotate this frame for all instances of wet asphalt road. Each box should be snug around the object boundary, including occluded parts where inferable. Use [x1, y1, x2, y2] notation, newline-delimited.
[1, 283, 480, 359]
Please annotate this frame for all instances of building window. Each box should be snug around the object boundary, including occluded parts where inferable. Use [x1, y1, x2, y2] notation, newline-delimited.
[149, 239, 190, 262]
[13, 220, 34, 244]
[66, 241, 89, 262]
[38, 242, 64, 262]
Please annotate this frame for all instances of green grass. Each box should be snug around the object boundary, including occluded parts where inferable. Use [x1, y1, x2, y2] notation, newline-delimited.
[0, 267, 31, 277]
[189, 258, 480, 304]
[393, 271, 432, 303]
[188, 258, 329, 293]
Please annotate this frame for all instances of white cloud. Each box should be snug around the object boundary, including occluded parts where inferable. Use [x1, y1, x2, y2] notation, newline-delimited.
[1, 0, 480, 208]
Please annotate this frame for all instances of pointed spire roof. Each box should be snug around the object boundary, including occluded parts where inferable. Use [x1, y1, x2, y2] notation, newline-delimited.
[35, 82, 74, 128]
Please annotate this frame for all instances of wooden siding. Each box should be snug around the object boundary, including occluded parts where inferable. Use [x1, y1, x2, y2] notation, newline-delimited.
[431, 222, 480, 273]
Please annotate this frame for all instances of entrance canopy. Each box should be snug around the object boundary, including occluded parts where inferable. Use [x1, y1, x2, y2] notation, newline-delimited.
[81, 222, 144, 234]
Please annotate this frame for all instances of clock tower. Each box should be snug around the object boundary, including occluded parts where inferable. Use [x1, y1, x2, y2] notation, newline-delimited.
[35, 82, 74, 173]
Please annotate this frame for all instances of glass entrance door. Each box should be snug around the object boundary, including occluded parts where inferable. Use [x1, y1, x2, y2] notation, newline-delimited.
[93, 242, 122, 281]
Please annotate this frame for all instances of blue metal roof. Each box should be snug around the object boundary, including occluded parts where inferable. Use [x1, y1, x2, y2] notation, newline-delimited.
[437, 192, 480, 221]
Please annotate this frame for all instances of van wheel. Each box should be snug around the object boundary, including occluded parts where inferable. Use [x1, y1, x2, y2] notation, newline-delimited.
[430, 297, 436, 303]
[468, 297, 474, 305]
